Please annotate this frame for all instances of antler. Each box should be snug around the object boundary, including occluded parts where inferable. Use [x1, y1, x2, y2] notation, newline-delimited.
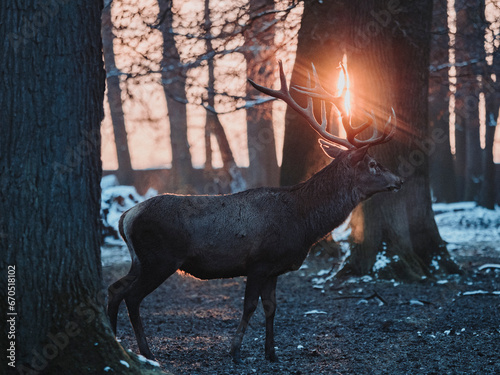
[293, 63, 397, 149]
[248, 60, 354, 150]
[248, 60, 396, 150]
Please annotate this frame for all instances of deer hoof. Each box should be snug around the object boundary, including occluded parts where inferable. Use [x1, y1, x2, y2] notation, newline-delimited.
[140, 349, 155, 361]
[230, 348, 244, 365]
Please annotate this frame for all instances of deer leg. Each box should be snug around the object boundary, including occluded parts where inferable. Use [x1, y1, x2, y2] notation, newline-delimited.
[230, 274, 262, 364]
[124, 264, 178, 359]
[107, 261, 141, 334]
[261, 276, 278, 362]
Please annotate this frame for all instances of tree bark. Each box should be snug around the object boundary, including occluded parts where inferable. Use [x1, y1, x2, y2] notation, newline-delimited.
[428, 0, 457, 203]
[158, 0, 193, 191]
[280, 1, 349, 186]
[244, 0, 279, 188]
[339, 0, 459, 280]
[454, 0, 486, 201]
[102, 1, 134, 186]
[0, 2, 164, 373]
[478, 8, 499, 209]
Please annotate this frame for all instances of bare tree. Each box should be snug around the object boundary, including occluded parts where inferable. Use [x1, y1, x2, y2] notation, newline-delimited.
[203, 0, 246, 193]
[244, 0, 279, 187]
[158, 0, 193, 190]
[428, 0, 457, 203]
[102, 0, 134, 186]
[454, 0, 486, 201]
[478, 2, 499, 209]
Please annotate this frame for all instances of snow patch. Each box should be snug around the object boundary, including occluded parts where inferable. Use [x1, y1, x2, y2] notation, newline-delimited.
[372, 251, 400, 273]
[434, 203, 500, 244]
[361, 275, 373, 283]
[431, 255, 442, 271]
[478, 264, 500, 271]
[332, 214, 351, 241]
[304, 310, 327, 315]
[311, 268, 335, 289]
[100, 177, 157, 266]
[137, 354, 161, 367]
[461, 290, 500, 296]
[119, 360, 130, 368]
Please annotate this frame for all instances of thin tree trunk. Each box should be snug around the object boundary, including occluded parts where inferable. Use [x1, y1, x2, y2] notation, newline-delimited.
[479, 117, 497, 208]
[478, 11, 499, 209]
[102, 1, 134, 186]
[205, 120, 213, 171]
[158, 0, 193, 191]
[204, 0, 245, 193]
[454, 0, 486, 201]
[429, 0, 457, 203]
[455, 122, 467, 199]
[244, 0, 279, 188]
[0, 2, 163, 373]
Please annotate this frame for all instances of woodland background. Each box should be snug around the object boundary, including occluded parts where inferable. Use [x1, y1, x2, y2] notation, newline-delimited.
[101, 0, 499, 209]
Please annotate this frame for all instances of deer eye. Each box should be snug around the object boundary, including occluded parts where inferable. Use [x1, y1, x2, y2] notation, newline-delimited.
[369, 161, 377, 169]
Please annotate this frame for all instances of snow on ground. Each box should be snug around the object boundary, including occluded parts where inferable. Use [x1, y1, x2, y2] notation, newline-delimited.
[433, 202, 500, 244]
[100, 177, 500, 270]
[315, 202, 499, 288]
[101, 175, 156, 267]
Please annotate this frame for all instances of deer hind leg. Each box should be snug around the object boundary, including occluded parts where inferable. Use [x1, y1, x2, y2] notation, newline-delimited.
[261, 276, 278, 362]
[107, 260, 141, 334]
[230, 274, 263, 364]
[124, 261, 179, 360]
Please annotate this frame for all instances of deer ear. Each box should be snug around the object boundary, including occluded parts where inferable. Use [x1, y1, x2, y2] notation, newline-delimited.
[348, 145, 369, 165]
[318, 139, 346, 159]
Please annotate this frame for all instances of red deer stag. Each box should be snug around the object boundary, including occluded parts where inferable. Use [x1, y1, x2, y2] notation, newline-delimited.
[107, 61, 403, 363]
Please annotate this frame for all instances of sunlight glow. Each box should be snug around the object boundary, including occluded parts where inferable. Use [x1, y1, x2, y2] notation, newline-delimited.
[336, 55, 352, 122]
[336, 55, 351, 117]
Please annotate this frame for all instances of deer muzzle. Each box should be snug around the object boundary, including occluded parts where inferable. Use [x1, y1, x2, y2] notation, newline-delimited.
[388, 177, 404, 192]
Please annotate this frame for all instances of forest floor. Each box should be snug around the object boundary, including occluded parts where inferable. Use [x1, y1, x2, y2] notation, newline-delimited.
[102, 240, 500, 375]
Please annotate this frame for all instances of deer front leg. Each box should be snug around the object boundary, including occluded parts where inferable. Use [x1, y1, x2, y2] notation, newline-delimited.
[230, 275, 261, 364]
[261, 276, 278, 362]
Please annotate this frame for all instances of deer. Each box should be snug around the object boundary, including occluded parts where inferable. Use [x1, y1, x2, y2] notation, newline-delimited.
[107, 61, 403, 364]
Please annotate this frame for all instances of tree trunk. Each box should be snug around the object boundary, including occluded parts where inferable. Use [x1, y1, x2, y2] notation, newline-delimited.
[454, 0, 486, 201]
[158, 0, 193, 191]
[244, 0, 279, 188]
[454, 121, 467, 199]
[280, 1, 349, 186]
[102, 1, 134, 186]
[339, 0, 459, 280]
[478, 117, 497, 209]
[203, 0, 246, 193]
[0, 2, 164, 374]
[478, 9, 499, 209]
[428, 0, 457, 203]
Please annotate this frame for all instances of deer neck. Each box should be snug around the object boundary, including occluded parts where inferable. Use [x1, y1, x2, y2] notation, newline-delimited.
[293, 159, 360, 243]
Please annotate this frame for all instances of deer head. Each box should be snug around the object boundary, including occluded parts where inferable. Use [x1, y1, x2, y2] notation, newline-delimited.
[248, 61, 403, 199]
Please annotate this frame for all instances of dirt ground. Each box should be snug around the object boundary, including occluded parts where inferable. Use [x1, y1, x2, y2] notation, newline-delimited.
[103, 243, 500, 375]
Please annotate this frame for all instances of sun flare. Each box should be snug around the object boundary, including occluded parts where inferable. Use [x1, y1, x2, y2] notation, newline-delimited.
[336, 60, 351, 117]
